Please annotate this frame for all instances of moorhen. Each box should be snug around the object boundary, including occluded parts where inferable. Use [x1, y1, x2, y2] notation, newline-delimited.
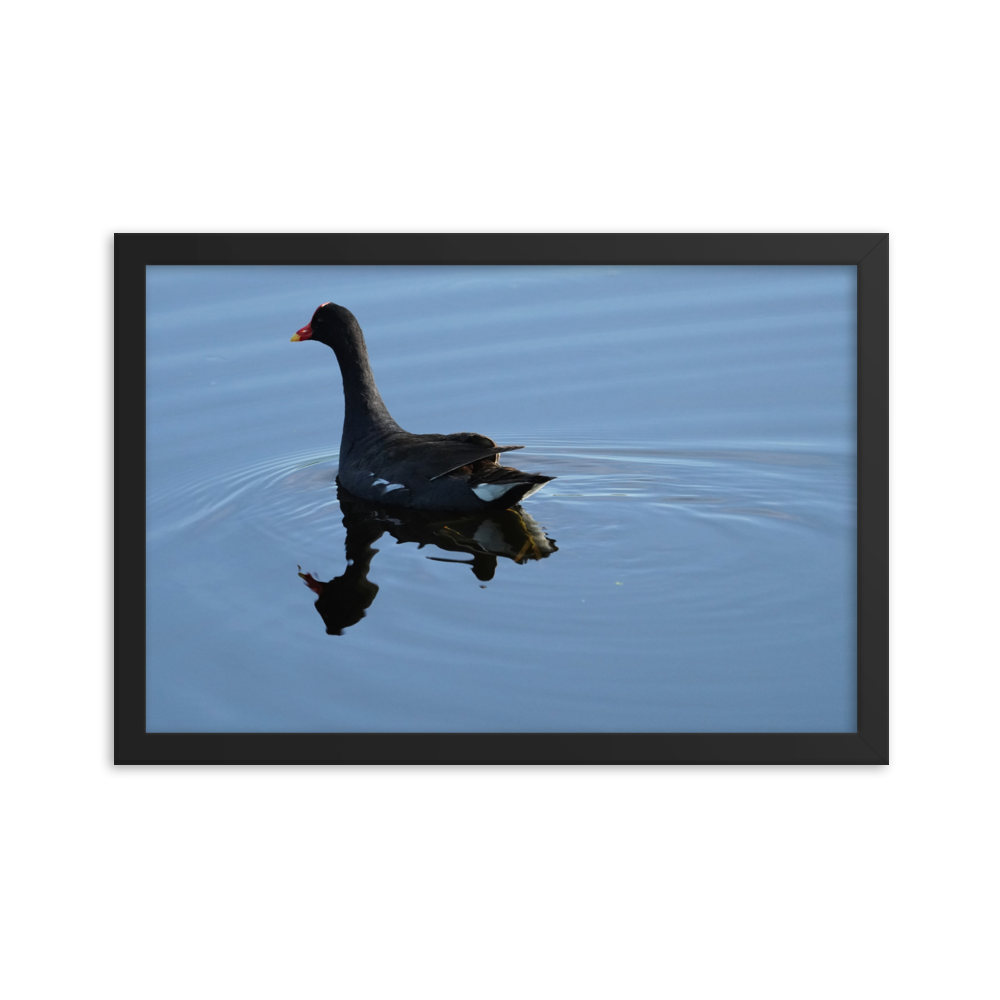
[291, 303, 554, 510]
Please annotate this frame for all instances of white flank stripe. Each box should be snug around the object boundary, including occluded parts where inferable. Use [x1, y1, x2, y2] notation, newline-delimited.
[383, 483, 405, 492]
[372, 478, 389, 486]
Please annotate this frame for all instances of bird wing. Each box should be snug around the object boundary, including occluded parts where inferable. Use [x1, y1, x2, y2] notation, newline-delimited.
[376, 431, 524, 481]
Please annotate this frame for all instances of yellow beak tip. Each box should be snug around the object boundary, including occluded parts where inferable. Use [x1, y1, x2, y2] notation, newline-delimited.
[290, 334, 301, 342]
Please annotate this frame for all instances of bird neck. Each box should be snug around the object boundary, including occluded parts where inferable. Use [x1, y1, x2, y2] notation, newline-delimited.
[330, 332, 398, 443]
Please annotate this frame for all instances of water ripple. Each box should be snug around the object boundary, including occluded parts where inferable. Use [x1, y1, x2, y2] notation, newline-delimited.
[147, 440, 851, 554]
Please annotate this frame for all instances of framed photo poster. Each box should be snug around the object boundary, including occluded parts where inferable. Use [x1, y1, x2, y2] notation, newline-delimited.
[117, 234, 888, 764]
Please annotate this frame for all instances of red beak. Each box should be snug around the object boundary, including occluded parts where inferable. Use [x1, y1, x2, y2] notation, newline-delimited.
[291, 323, 313, 342]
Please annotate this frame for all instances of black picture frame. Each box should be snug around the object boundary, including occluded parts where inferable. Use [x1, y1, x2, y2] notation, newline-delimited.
[117, 233, 888, 764]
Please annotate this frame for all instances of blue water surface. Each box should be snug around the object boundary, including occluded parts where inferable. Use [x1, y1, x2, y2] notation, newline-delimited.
[146, 264, 856, 732]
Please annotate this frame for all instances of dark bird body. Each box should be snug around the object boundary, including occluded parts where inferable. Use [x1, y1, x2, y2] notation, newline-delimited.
[291, 303, 554, 510]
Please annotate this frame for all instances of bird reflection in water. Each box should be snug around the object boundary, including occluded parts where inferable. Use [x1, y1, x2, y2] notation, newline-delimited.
[298, 486, 558, 635]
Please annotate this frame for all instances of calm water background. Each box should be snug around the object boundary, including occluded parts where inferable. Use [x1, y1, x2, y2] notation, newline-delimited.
[146, 264, 856, 732]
